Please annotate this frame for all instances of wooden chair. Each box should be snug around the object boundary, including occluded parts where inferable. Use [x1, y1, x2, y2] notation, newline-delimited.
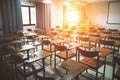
[41, 39, 55, 52]
[50, 31, 58, 39]
[41, 40, 55, 65]
[77, 47, 104, 80]
[97, 27, 105, 34]
[54, 44, 76, 69]
[26, 36, 34, 45]
[78, 36, 95, 50]
[62, 33, 71, 43]
[101, 31, 111, 40]
[89, 34, 101, 47]
[16, 55, 43, 80]
[109, 29, 118, 36]
[77, 31, 87, 38]
[98, 39, 118, 61]
[33, 29, 41, 35]
[27, 28, 33, 33]
[112, 56, 120, 80]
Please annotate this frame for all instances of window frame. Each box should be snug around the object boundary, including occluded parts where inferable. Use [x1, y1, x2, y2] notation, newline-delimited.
[21, 5, 36, 26]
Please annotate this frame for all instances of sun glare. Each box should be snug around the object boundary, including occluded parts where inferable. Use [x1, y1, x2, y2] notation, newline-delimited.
[66, 8, 79, 26]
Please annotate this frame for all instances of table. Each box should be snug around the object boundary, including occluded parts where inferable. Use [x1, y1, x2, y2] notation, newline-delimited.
[14, 45, 35, 60]
[9, 40, 22, 49]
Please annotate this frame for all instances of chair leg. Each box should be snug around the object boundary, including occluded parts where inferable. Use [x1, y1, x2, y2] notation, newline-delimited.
[24, 77, 27, 80]
[50, 55, 52, 65]
[103, 57, 107, 80]
[54, 55, 56, 69]
[96, 70, 98, 80]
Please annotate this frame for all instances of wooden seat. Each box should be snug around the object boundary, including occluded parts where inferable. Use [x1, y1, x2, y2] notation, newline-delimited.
[77, 47, 104, 80]
[54, 44, 76, 69]
[61, 59, 88, 80]
[112, 56, 120, 80]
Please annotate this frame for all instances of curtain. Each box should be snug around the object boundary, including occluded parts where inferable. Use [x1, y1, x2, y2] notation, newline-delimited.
[36, 2, 51, 32]
[0, 0, 23, 36]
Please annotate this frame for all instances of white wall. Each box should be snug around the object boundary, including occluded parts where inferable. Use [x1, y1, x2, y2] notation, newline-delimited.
[85, 2, 120, 30]
[51, 0, 64, 27]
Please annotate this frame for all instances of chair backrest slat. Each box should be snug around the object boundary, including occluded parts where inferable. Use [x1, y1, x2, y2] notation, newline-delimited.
[77, 47, 99, 57]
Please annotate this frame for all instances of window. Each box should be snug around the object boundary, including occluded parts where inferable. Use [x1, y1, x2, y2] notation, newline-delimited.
[21, 6, 36, 26]
[66, 9, 78, 23]
[63, 6, 80, 26]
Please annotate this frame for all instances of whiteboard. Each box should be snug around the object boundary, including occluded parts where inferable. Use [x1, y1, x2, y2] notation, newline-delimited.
[107, 1, 120, 24]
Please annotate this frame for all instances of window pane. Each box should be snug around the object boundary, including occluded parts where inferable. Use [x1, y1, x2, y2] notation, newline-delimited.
[67, 10, 78, 23]
[21, 7, 29, 24]
[30, 7, 36, 24]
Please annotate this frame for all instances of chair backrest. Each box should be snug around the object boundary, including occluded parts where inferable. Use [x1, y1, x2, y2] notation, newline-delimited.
[41, 40, 55, 52]
[27, 36, 34, 39]
[79, 36, 90, 44]
[77, 31, 86, 36]
[62, 33, 71, 38]
[110, 36, 120, 41]
[50, 31, 58, 36]
[77, 47, 99, 57]
[89, 34, 100, 38]
[27, 28, 32, 32]
[54, 44, 67, 51]
[101, 31, 111, 39]
[98, 39, 115, 48]
[89, 34, 100, 42]
[42, 40, 50, 45]
[34, 29, 41, 35]
[109, 29, 118, 33]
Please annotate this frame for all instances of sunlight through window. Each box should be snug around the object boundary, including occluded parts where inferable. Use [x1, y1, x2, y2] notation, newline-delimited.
[66, 7, 79, 26]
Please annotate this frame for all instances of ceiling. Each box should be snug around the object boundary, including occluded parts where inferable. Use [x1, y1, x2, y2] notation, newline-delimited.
[28, 0, 119, 4]
[65, 0, 118, 3]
